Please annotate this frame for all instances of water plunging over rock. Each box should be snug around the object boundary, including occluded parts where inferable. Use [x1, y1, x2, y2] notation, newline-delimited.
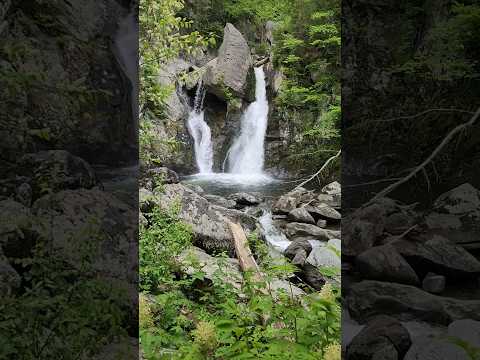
[227, 66, 269, 175]
[187, 80, 214, 173]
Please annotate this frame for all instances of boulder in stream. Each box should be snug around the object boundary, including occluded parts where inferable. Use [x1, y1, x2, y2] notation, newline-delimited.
[203, 23, 253, 101]
[285, 222, 334, 241]
[287, 207, 315, 224]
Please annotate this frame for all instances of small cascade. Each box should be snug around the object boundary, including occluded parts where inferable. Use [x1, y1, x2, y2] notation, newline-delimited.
[187, 80, 214, 174]
[258, 211, 291, 253]
[227, 66, 269, 174]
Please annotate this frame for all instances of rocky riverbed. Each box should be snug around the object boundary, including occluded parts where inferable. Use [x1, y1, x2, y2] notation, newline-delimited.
[342, 182, 480, 359]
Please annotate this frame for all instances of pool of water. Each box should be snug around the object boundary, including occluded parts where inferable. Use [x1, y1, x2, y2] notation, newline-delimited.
[181, 173, 295, 197]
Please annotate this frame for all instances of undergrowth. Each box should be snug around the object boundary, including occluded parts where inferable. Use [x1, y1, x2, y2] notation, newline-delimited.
[140, 202, 340, 359]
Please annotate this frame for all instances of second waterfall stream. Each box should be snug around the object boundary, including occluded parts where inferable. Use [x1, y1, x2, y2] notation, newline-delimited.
[188, 66, 269, 177]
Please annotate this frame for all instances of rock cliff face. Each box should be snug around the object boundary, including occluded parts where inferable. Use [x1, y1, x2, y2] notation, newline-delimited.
[0, 0, 137, 167]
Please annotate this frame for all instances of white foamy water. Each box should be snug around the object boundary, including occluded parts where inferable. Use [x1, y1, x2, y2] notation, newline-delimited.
[188, 80, 213, 173]
[228, 66, 269, 174]
[258, 211, 291, 253]
[188, 110, 213, 174]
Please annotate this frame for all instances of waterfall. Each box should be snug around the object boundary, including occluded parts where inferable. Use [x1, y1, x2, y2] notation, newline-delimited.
[227, 66, 269, 174]
[187, 80, 214, 173]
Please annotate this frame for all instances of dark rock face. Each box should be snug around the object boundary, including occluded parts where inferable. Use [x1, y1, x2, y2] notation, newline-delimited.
[347, 280, 480, 325]
[0, 1, 136, 166]
[392, 235, 480, 278]
[18, 151, 97, 199]
[346, 315, 411, 360]
[355, 245, 420, 285]
[284, 240, 312, 266]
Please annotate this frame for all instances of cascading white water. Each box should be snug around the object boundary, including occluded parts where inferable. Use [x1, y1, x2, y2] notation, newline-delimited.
[188, 80, 214, 173]
[227, 66, 269, 174]
[258, 211, 291, 253]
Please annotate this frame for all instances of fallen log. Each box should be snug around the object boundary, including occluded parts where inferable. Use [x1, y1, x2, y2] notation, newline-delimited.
[227, 221, 263, 283]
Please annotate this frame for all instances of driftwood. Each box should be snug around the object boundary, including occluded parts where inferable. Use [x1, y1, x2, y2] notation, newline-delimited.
[227, 221, 263, 283]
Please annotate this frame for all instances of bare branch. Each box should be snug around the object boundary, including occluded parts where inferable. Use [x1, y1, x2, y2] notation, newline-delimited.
[293, 150, 341, 190]
[371, 106, 480, 202]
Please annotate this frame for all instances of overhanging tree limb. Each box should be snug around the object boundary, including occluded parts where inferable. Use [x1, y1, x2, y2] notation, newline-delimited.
[371, 106, 480, 202]
[294, 150, 341, 190]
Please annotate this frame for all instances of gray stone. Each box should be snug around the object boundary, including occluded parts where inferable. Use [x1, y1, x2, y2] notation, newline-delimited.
[321, 181, 341, 195]
[316, 219, 327, 228]
[422, 272, 446, 294]
[284, 240, 312, 266]
[204, 194, 236, 209]
[356, 245, 420, 285]
[384, 212, 414, 235]
[228, 192, 261, 206]
[288, 207, 315, 224]
[347, 280, 480, 324]
[307, 244, 341, 268]
[346, 315, 411, 360]
[433, 183, 480, 215]
[285, 222, 333, 241]
[156, 184, 256, 253]
[305, 203, 341, 222]
[393, 235, 480, 277]
[404, 339, 470, 360]
[343, 218, 378, 256]
[448, 319, 480, 348]
[203, 23, 253, 100]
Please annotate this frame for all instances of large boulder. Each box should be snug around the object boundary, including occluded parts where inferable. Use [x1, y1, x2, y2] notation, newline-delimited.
[287, 207, 315, 224]
[305, 203, 341, 222]
[284, 240, 313, 266]
[203, 194, 236, 209]
[155, 184, 256, 253]
[18, 150, 97, 199]
[355, 245, 420, 285]
[204, 23, 253, 101]
[347, 280, 480, 324]
[392, 235, 480, 278]
[32, 189, 137, 284]
[404, 339, 470, 360]
[448, 319, 480, 348]
[1, 1, 136, 165]
[307, 244, 341, 268]
[321, 181, 341, 195]
[346, 315, 411, 360]
[425, 183, 480, 250]
[285, 222, 335, 241]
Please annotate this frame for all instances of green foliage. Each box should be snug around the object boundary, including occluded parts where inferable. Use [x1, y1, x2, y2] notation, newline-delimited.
[140, 214, 340, 359]
[0, 224, 128, 359]
[140, 202, 193, 292]
[139, 0, 211, 168]
[272, 0, 341, 175]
